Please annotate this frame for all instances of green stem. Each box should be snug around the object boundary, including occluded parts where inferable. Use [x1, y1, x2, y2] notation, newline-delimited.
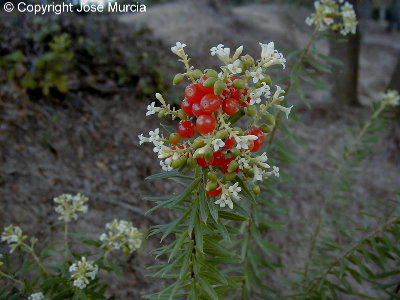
[64, 221, 69, 258]
[301, 100, 388, 283]
[25, 244, 48, 274]
[241, 201, 253, 300]
[268, 29, 319, 146]
[0, 270, 24, 286]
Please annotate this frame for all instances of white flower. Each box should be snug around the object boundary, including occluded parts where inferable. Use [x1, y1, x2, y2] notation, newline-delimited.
[249, 90, 262, 105]
[253, 165, 265, 182]
[238, 157, 250, 170]
[100, 219, 143, 254]
[138, 134, 149, 145]
[1, 225, 27, 253]
[171, 42, 186, 57]
[272, 166, 280, 177]
[212, 139, 225, 151]
[275, 105, 293, 119]
[272, 85, 285, 103]
[146, 102, 161, 116]
[215, 194, 234, 209]
[235, 135, 258, 150]
[28, 292, 45, 300]
[210, 44, 224, 56]
[259, 42, 286, 68]
[228, 182, 242, 198]
[380, 90, 400, 106]
[54, 194, 88, 223]
[227, 59, 242, 74]
[69, 257, 98, 290]
[250, 67, 264, 83]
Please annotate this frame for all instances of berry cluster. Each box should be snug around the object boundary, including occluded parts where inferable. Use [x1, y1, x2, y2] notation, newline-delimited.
[139, 42, 291, 209]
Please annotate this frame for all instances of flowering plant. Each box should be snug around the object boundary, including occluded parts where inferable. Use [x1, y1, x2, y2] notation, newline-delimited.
[140, 42, 291, 298]
[0, 193, 143, 299]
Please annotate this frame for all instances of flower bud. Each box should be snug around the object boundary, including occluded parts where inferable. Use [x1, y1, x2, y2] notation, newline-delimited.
[192, 137, 205, 149]
[193, 148, 205, 158]
[207, 172, 218, 182]
[169, 133, 181, 145]
[230, 148, 241, 157]
[206, 181, 218, 192]
[260, 124, 273, 133]
[264, 113, 275, 126]
[253, 185, 261, 195]
[173, 73, 184, 85]
[172, 157, 187, 169]
[233, 127, 243, 135]
[204, 148, 213, 161]
[214, 80, 226, 96]
[233, 79, 245, 89]
[158, 109, 167, 118]
[176, 109, 187, 120]
[187, 157, 197, 169]
[192, 69, 203, 79]
[242, 55, 254, 68]
[223, 173, 236, 182]
[205, 69, 218, 78]
[215, 130, 228, 140]
[228, 160, 239, 173]
[245, 106, 257, 117]
[203, 77, 217, 87]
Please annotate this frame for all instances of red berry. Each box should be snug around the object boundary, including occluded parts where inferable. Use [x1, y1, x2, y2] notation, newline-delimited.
[240, 89, 250, 107]
[198, 76, 214, 94]
[191, 103, 203, 117]
[248, 128, 266, 152]
[185, 83, 204, 103]
[224, 136, 236, 149]
[196, 157, 213, 167]
[223, 86, 241, 100]
[207, 187, 222, 197]
[200, 94, 221, 114]
[212, 150, 225, 167]
[181, 97, 195, 116]
[222, 98, 240, 115]
[196, 115, 216, 134]
[178, 120, 195, 138]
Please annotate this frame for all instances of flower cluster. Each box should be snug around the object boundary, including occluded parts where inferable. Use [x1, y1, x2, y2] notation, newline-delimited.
[54, 193, 89, 222]
[69, 256, 98, 289]
[1, 225, 27, 253]
[380, 90, 400, 107]
[139, 42, 290, 209]
[305, 0, 357, 35]
[100, 219, 143, 254]
[28, 292, 45, 300]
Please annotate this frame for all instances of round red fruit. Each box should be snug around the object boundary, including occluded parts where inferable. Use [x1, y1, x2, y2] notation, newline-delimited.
[223, 86, 241, 100]
[200, 94, 221, 114]
[181, 97, 195, 116]
[222, 98, 240, 115]
[198, 76, 214, 94]
[224, 136, 236, 149]
[207, 188, 222, 197]
[178, 120, 195, 138]
[196, 157, 213, 167]
[192, 102, 205, 117]
[185, 83, 204, 103]
[196, 115, 216, 134]
[212, 150, 225, 167]
[248, 128, 266, 152]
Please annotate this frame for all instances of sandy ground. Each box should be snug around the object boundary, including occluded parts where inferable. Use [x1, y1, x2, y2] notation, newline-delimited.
[1, 1, 400, 299]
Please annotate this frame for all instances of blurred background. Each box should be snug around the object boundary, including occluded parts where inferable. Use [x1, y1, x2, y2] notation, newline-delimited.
[0, 0, 399, 298]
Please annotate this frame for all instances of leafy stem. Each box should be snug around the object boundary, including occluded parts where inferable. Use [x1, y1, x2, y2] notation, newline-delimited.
[304, 215, 400, 294]
[0, 270, 24, 287]
[301, 100, 388, 283]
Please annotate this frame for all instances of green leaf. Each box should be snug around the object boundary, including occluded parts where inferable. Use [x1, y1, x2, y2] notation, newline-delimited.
[198, 277, 218, 299]
[146, 170, 194, 181]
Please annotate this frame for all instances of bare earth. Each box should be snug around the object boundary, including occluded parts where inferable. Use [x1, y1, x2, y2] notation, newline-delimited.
[1, 2, 400, 299]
